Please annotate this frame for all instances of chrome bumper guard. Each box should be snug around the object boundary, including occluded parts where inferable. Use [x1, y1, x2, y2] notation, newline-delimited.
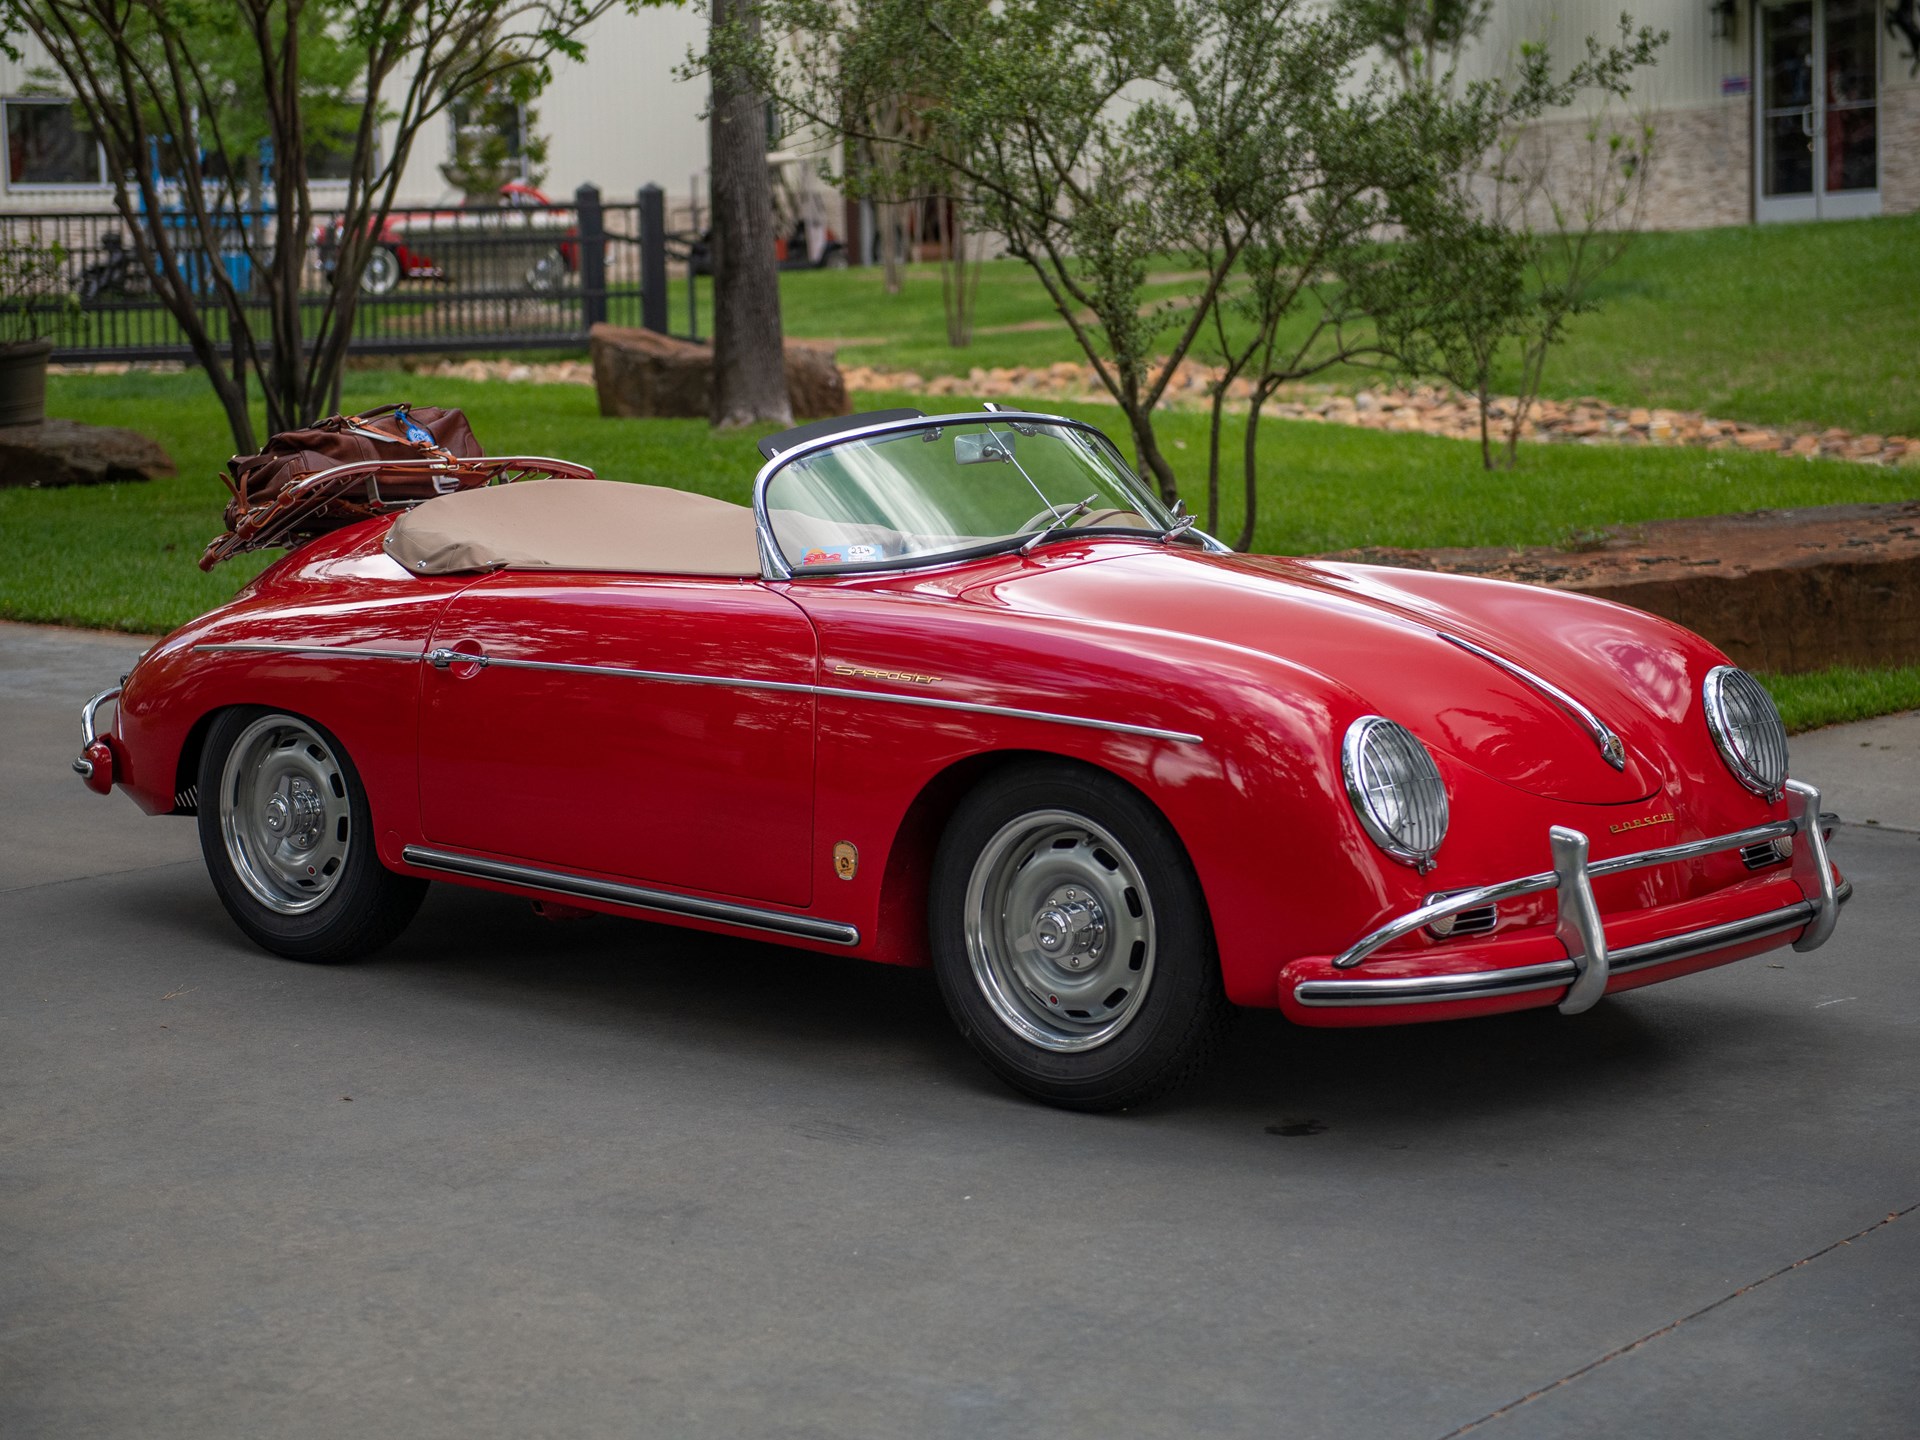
[1298, 780, 1843, 1015]
[72, 686, 122, 781]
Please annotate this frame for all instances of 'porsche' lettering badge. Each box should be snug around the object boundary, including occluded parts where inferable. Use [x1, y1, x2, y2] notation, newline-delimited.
[833, 842, 859, 881]
[1609, 811, 1675, 835]
[832, 663, 940, 686]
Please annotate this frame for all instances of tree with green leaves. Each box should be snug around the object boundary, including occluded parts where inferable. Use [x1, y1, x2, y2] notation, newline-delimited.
[744, 0, 1661, 529]
[758, 0, 1263, 500]
[1, 0, 650, 452]
[1366, 19, 1665, 468]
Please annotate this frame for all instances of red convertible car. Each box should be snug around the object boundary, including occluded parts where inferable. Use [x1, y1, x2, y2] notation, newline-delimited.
[315, 182, 575, 296]
[74, 408, 1847, 1109]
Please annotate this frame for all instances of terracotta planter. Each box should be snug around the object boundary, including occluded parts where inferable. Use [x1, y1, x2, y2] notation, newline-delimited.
[0, 339, 54, 427]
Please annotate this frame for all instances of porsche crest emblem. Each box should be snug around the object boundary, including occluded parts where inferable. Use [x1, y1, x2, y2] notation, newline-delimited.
[832, 841, 859, 881]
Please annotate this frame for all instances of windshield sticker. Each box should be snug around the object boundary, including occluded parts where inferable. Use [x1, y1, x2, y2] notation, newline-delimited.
[801, 548, 844, 566]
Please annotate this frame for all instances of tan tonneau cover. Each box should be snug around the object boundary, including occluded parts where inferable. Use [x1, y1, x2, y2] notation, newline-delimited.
[383, 478, 760, 577]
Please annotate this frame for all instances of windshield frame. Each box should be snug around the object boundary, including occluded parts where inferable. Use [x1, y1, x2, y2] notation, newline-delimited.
[751, 409, 1211, 579]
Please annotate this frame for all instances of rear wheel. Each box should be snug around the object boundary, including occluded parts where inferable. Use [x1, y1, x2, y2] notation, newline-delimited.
[524, 246, 568, 292]
[197, 708, 426, 962]
[930, 763, 1231, 1110]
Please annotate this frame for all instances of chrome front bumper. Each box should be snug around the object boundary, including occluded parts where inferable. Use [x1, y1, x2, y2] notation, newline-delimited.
[1296, 779, 1842, 1015]
[72, 686, 122, 785]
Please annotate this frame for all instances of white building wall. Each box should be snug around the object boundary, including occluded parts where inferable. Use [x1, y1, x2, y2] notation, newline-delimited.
[1460, 0, 1745, 113]
[2, 8, 713, 214]
[386, 5, 712, 210]
[1452, 0, 1919, 225]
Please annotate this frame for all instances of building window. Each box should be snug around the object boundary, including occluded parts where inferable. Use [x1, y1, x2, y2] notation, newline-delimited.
[4, 98, 108, 187]
[306, 99, 369, 185]
[307, 137, 358, 184]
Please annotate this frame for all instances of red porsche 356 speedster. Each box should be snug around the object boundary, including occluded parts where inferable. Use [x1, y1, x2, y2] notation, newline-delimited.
[75, 407, 1847, 1109]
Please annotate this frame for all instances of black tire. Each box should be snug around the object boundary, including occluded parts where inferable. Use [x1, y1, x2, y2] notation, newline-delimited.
[930, 761, 1232, 1111]
[360, 245, 401, 296]
[524, 246, 568, 293]
[196, 707, 427, 963]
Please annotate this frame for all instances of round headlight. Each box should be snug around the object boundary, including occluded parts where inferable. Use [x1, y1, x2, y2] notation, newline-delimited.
[1341, 715, 1449, 869]
[1702, 666, 1788, 800]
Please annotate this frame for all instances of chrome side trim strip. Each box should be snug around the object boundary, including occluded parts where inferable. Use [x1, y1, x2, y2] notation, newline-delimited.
[432, 649, 817, 696]
[817, 685, 1204, 744]
[1295, 891, 1850, 1008]
[195, 642, 421, 662]
[423, 649, 1204, 745]
[1441, 632, 1627, 771]
[400, 845, 861, 945]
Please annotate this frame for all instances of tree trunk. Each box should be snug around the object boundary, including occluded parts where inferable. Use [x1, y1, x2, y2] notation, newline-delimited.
[708, 0, 792, 430]
[1477, 381, 1495, 470]
[1125, 403, 1182, 506]
[1235, 390, 1266, 553]
[879, 201, 904, 293]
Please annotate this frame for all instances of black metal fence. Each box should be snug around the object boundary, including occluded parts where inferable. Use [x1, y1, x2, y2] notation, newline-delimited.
[1, 183, 697, 363]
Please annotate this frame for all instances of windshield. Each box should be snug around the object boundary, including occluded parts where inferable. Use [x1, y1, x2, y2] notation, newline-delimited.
[761, 417, 1178, 573]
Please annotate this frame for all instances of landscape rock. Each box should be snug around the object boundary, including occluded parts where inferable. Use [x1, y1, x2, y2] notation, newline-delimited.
[1322, 501, 1920, 673]
[588, 324, 850, 421]
[0, 418, 175, 488]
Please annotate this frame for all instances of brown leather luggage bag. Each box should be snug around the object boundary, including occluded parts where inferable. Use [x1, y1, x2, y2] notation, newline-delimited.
[219, 403, 481, 532]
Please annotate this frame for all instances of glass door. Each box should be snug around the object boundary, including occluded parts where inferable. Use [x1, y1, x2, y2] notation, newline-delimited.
[1756, 0, 1880, 221]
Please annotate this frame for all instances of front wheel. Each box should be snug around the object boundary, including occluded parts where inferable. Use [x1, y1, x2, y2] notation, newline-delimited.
[197, 708, 427, 962]
[359, 245, 401, 296]
[930, 763, 1231, 1110]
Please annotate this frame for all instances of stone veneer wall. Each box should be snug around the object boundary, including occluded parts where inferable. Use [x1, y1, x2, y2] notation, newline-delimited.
[1638, 100, 1754, 230]
[1520, 85, 1920, 230]
[1511, 101, 1750, 233]
[1881, 82, 1920, 216]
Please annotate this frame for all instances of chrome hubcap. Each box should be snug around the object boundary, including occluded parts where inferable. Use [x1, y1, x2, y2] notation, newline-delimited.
[219, 716, 351, 915]
[963, 810, 1155, 1053]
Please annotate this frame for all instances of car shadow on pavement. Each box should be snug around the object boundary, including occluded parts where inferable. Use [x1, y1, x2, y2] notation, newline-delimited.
[231, 872, 1787, 1143]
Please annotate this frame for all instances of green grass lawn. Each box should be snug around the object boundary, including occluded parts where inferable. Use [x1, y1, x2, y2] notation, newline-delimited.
[8, 370, 1916, 742]
[755, 212, 1920, 437]
[1763, 665, 1920, 734]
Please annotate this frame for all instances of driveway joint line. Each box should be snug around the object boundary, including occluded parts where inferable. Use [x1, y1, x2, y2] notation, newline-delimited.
[0, 858, 200, 897]
[1832, 818, 1920, 836]
[1433, 1200, 1919, 1438]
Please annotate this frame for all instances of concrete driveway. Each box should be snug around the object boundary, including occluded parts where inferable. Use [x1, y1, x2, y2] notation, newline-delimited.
[3, 621, 1916, 1440]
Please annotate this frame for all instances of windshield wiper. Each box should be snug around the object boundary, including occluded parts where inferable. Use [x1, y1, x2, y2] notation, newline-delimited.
[1018, 494, 1098, 553]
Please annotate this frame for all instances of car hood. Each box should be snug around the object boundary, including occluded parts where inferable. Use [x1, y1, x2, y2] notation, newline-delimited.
[957, 546, 1697, 804]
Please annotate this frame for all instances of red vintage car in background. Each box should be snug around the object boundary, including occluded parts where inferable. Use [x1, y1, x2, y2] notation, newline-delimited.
[315, 181, 576, 295]
[73, 408, 1848, 1110]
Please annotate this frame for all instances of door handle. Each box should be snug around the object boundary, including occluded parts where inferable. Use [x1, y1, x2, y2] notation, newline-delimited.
[427, 645, 489, 672]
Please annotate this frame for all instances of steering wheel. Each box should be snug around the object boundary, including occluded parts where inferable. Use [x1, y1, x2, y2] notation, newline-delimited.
[1014, 499, 1149, 535]
[1014, 494, 1098, 535]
